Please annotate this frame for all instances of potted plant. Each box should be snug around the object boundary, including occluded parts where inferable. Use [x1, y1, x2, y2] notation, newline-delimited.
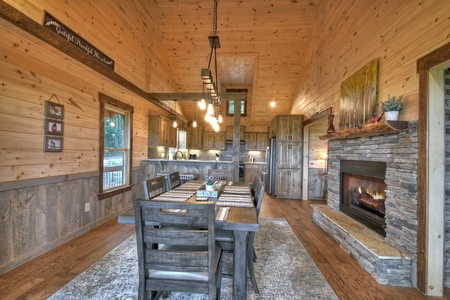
[380, 95, 404, 121]
[205, 175, 215, 191]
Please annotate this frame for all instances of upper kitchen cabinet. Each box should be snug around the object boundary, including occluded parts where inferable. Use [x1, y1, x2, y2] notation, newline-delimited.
[148, 115, 177, 147]
[245, 132, 268, 150]
[186, 125, 204, 149]
[276, 115, 303, 142]
[203, 131, 226, 150]
[225, 126, 245, 141]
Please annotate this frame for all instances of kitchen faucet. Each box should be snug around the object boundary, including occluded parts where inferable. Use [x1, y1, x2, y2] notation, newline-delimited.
[175, 150, 183, 160]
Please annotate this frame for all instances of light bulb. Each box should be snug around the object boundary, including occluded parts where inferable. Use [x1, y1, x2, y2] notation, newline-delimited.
[205, 113, 210, 122]
[218, 114, 223, 123]
[207, 103, 214, 115]
[173, 120, 177, 128]
[199, 99, 206, 110]
[193, 120, 197, 128]
[270, 101, 276, 107]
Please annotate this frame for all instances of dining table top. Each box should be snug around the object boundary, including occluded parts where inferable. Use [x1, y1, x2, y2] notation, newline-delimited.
[118, 180, 259, 232]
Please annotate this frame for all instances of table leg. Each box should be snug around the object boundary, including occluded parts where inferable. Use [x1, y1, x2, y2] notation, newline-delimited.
[233, 230, 248, 300]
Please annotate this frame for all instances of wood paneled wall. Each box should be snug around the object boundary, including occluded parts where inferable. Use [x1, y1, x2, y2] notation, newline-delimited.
[0, 0, 177, 273]
[291, 0, 450, 128]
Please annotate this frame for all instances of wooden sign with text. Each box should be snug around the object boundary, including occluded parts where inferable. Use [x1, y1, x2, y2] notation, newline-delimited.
[43, 12, 115, 70]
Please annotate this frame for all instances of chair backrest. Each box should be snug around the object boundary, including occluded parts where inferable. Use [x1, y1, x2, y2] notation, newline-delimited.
[167, 171, 181, 190]
[143, 176, 168, 200]
[208, 169, 233, 181]
[134, 200, 218, 298]
[252, 175, 265, 217]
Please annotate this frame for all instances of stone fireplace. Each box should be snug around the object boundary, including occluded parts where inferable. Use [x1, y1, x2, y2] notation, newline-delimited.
[313, 121, 418, 287]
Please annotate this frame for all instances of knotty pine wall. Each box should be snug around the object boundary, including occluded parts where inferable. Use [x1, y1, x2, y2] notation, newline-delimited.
[291, 0, 450, 128]
[0, 0, 178, 273]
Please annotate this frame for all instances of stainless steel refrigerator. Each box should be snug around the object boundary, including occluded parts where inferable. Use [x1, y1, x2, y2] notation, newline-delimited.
[268, 137, 277, 196]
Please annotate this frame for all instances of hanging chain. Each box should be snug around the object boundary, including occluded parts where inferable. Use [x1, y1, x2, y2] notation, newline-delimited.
[212, 0, 218, 36]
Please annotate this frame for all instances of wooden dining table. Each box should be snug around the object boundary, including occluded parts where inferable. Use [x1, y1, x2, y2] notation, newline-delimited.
[118, 180, 259, 300]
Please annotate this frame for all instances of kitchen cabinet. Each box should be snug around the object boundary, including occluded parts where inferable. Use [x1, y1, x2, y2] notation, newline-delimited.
[245, 132, 268, 150]
[203, 131, 225, 150]
[225, 126, 245, 141]
[277, 142, 302, 167]
[271, 115, 304, 199]
[275, 169, 302, 198]
[148, 115, 177, 147]
[186, 125, 204, 149]
[244, 163, 267, 183]
[278, 116, 303, 142]
[244, 164, 258, 182]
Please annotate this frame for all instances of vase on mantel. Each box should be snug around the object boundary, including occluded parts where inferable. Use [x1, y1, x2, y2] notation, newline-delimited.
[384, 111, 399, 121]
[327, 114, 336, 134]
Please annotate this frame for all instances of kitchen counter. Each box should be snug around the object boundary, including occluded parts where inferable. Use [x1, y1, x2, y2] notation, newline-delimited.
[142, 159, 233, 164]
[141, 159, 235, 181]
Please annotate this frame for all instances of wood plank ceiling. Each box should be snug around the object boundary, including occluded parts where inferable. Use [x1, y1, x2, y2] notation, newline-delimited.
[149, 0, 320, 127]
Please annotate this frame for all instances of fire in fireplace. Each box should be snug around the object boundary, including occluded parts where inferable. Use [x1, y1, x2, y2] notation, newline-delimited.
[340, 160, 387, 236]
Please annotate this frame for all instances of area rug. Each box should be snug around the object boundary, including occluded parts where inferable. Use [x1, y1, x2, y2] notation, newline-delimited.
[48, 218, 338, 300]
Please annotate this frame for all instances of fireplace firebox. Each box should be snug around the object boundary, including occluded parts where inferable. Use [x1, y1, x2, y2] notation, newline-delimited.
[340, 160, 387, 236]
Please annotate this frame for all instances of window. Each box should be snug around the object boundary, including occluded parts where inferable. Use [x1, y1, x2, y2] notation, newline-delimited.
[226, 89, 247, 116]
[98, 93, 133, 199]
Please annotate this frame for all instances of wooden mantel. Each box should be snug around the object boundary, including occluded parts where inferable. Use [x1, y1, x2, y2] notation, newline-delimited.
[319, 121, 409, 140]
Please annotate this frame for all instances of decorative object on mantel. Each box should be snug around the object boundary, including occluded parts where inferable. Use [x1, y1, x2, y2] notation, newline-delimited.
[371, 112, 384, 123]
[319, 120, 408, 141]
[380, 95, 403, 121]
[327, 114, 336, 134]
[339, 59, 378, 130]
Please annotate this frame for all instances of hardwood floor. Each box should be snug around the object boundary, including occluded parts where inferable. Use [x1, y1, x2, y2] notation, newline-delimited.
[0, 193, 449, 299]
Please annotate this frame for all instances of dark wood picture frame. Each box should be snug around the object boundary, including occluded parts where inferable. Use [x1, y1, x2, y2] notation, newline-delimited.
[44, 136, 63, 152]
[45, 119, 64, 136]
[45, 101, 64, 120]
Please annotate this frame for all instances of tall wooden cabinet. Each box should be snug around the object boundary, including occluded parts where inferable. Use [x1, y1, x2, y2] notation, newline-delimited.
[272, 115, 304, 199]
[148, 116, 177, 147]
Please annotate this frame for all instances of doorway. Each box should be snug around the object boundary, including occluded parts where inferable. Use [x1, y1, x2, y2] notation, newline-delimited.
[417, 42, 450, 296]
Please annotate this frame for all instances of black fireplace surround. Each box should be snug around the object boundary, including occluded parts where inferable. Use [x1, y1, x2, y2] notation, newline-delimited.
[340, 160, 387, 236]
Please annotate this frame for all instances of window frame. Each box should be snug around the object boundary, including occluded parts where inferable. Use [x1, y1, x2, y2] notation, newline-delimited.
[226, 89, 247, 117]
[98, 93, 134, 200]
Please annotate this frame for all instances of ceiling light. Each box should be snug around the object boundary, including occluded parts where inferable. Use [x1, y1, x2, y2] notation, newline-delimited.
[270, 101, 276, 107]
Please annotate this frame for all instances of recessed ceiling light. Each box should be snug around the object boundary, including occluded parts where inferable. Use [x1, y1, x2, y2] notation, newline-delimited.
[270, 101, 276, 107]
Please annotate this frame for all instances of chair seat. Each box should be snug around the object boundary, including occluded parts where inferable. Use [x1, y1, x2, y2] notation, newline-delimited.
[215, 229, 234, 242]
[148, 245, 222, 281]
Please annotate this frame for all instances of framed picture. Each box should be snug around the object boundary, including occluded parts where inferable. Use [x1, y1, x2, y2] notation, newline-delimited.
[45, 119, 64, 136]
[45, 101, 64, 119]
[44, 136, 63, 152]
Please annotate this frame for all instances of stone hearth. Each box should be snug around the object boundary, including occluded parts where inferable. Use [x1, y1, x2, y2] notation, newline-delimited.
[313, 121, 418, 287]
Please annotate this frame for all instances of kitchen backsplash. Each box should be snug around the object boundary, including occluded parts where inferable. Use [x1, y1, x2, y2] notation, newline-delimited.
[148, 143, 266, 163]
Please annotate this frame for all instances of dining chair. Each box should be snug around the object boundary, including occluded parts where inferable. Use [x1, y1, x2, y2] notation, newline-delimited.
[215, 177, 265, 293]
[167, 171, 181, 190]
[143, 176, 168, 200]
[134, 200, 223, 300]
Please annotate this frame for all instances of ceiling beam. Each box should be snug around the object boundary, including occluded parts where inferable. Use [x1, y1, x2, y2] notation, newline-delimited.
[150, 92, 247, 101]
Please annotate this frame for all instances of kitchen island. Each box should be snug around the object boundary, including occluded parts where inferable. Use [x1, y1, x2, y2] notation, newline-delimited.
[141, 159, 234, 181]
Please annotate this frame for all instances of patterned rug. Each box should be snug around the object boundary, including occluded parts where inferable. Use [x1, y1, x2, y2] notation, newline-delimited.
[48, 218, 338, 299]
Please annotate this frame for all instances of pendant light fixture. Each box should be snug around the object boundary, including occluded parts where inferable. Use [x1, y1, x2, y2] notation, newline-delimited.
[173, 100, 178, 128]
[193, 100, 198, 128]
[199, 84, 206, 110]
[201, 0, 221, 130]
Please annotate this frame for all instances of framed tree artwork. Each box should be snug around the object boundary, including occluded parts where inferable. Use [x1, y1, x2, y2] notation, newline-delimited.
[339, 59, 378, 130]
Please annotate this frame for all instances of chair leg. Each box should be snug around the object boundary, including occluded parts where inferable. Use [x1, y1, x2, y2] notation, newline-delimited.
[253, 246, 257, 262]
